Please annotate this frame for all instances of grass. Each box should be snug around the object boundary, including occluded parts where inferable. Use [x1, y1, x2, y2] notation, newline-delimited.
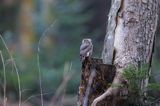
[0, 50, 6, 106]
[36, 20, 57, 106]
[0, 35, 21, 106]
[0, 20, 75, 106]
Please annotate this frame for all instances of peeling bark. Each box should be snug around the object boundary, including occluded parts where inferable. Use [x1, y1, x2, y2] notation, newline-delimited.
[78, 0, 158, 105]
[113, 1, 158, 99]
[100, 0, 158, 105]
[102, 0, 122, 64]
[77, 57, 116, 106]
[114, 0, 158, 68]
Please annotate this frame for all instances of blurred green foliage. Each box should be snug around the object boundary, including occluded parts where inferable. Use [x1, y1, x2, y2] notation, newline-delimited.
[123, 64, 160, 105]
[0, 0, 99, 103]
[0, 0, 159, 105]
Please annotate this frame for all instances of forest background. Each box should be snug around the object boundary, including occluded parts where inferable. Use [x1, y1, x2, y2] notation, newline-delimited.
[0, 0, 159, 105]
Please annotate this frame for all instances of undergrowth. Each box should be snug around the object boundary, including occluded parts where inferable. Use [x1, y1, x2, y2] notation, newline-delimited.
[123, 64, 160, 106]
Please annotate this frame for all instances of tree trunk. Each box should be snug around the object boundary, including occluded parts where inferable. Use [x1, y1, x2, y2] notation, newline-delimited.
[78, 0, 158, 106]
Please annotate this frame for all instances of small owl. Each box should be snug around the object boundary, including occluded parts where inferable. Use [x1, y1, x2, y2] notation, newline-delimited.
[80, 39, 93, 61]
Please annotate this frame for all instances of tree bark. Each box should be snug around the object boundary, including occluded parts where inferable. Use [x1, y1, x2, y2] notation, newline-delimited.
[78, 0, 158, 106]
[77, 58, 117, 106]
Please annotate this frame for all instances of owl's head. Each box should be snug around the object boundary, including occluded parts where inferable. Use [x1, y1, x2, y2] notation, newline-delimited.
[82, 38, 92, 44]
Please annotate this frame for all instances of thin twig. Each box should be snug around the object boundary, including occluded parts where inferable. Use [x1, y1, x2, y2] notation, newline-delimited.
[51, 62, 73, 106]
[22, 91, 54, 104]
[37, 54, 44, 106]
[37, 20, 57, 106]
[0, 35, 21, 106]
[0, 51, 6, 106]
[83, 69, 96, 106]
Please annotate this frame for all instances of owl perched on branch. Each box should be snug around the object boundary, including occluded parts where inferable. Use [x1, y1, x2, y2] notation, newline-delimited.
[80, 39, 93, 61]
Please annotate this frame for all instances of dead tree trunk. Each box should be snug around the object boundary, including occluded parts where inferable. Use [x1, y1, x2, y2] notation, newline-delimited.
[78, 0, 158, 106]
